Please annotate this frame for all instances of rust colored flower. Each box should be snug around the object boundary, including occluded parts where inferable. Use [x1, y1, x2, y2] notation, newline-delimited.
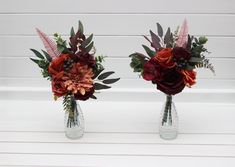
[181, 70, 196, 87]
[48, 54, 71, 76]
[51, 71, 68, 97]
[51, 62, 94, 98]
[155, 48, 175, 68]
[63, 62, 94, 95]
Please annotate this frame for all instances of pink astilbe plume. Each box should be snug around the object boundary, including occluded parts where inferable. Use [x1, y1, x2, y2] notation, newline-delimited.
[36, 28, 61, 59]
[176, 19, 188, 48]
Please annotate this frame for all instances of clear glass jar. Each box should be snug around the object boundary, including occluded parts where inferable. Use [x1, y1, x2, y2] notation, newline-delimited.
[64, 99, 84, 139]
[159, 95, 178, 140]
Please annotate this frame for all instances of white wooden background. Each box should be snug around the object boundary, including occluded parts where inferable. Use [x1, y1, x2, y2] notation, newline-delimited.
[0, 0, 235, 166]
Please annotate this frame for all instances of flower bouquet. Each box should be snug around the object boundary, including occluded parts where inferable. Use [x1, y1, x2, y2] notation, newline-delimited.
[30, 21, 120, 139]
[129, 19, 214, 139]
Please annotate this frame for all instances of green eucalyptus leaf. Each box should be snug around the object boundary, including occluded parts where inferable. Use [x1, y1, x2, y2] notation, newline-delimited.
[185, 64, 196, 70]
[30, 49, 44, 59]
[199, 36, 208, 44]
[142, 45, 155, 57]
[30, 58, 40, 64]
[41, 50, 52, 62]
[189, 57, 204, 63]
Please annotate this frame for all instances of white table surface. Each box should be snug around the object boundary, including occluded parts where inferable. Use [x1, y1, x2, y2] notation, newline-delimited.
[0, 100, 235, 167]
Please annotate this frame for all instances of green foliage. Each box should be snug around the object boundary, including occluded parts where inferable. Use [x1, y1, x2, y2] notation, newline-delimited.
[164, 27, 174, 48]
[54, 33, 69, 53]
[191, 36, 208, 58]
[98, 71, 115, 80]
[81, 34, 93, 48]
[92, 55, 106, 79]
[142, 45, 156, 57]
[102, 78, 120, 84]
[85, 41, 94, 53]
[92, 56, 120, 91]
[186, 36, 214, 73]
[129, 53, 148, 73]
[94, 83, 111, 90]
[70, 27, 75, 37]
[196, 58, 215, 74]
[78, 21, 84, 35]
[156, 23, 163, 37]
[63, 95, 76, 116]
[96, 55, 106, 63]
[30, 49, 51, 80]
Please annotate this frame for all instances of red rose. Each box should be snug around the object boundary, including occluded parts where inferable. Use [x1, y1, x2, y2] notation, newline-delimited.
[155, 48, 175, 68]
[143, 57, 185, 95]
[51, 71, 68, 97]
[181, 70, 196, 87]
[156, 67, 185, 95]
[48, 54, 71, 76]
[75, 52, 96, 67]
[143, 58, 162, 81]
[172, 47, 190, 61]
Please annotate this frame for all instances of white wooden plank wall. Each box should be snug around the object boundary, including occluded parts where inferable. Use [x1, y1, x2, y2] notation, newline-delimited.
[0, 0, 235, 166]
[0, 0, 235, 97]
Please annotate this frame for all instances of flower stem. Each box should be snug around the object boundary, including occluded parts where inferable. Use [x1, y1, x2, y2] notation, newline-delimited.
[162, 95, 172, 125]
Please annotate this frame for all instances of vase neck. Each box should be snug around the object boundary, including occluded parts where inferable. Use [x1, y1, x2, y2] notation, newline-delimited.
[166, 95, 172, 103]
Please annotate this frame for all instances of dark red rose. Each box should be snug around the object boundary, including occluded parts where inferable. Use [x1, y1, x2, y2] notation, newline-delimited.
[143, 58, 162, 81]
[155, 67, 185, 95]
[48, 54, 71, 76]
[74, 87, 95, 101]
[172, 47, 190, 61]
[51, 71, 68, 97]
[75, 52, 96, 67]
[143, 57, 185, 95]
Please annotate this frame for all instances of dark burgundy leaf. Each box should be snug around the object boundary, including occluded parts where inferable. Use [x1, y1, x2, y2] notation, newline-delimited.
[157, 23, 163, 37]
[142, 35, 152, 44]
[81, 34, 93, 48]
[150, 30, 161, 50]
[102, 78, 120, 84]
[85, 41, 94, 53]
[98, 71, 115, 80]
[90, 95, 97, 99]
[94, 83, 111, 90]
[164, 27, 171, 44]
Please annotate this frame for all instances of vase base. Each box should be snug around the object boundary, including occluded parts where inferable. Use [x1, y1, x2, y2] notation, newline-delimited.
[159, 129, 178, 140]
[65, 128, 84, 140]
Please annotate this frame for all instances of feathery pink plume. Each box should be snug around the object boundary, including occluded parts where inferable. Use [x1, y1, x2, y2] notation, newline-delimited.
[36, 28, 61, 59]
[176, 19, 188, 48]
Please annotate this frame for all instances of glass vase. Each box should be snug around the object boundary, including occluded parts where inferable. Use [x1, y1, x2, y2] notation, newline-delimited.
[159, 95, 178, 140]
[64, 98, 84, 139]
